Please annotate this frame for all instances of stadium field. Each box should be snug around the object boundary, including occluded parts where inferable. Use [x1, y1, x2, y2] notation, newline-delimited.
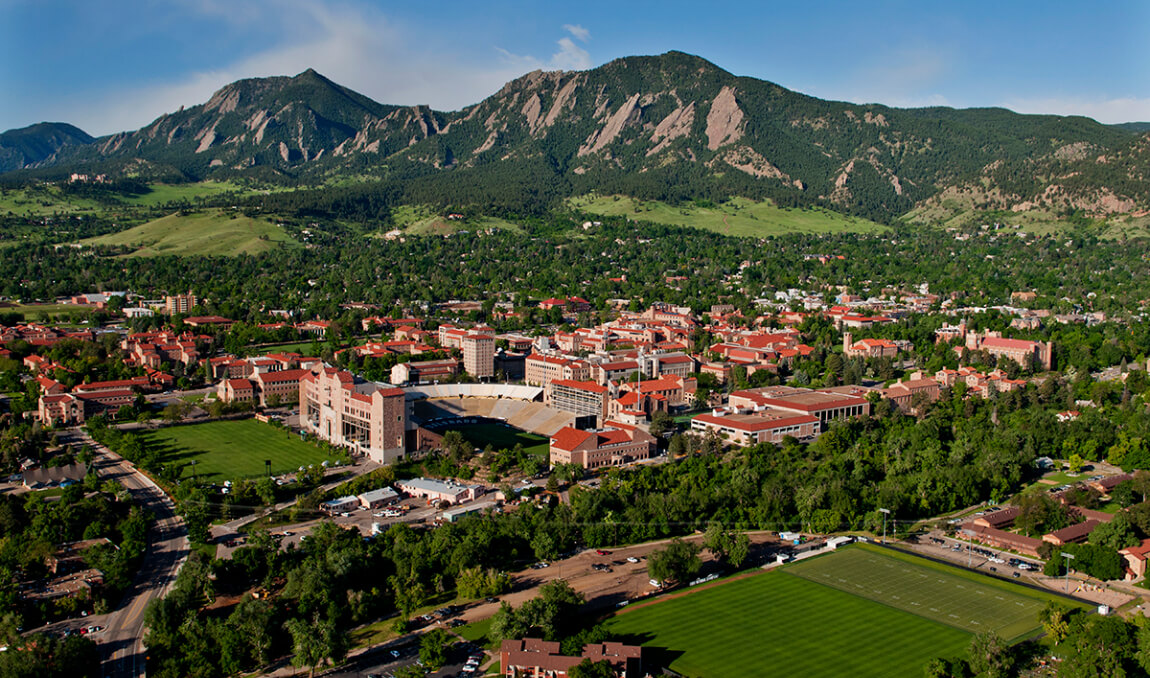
[606, 544, 1083, 677]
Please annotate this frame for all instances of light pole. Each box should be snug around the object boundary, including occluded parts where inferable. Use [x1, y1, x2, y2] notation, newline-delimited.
[879, 508, 890, 544]
[961, 528, 976, 568]
[1062, 552, 1076, 593]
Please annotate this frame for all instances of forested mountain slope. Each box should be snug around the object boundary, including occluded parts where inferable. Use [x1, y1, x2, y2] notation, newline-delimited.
[6, 52, 1148, 222]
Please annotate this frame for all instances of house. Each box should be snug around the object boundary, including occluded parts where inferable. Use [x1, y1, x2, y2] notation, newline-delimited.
[501, 638, 642, 678]
[549, 422, 656, 470]
[38, 393, 85, 426]
[23, 463, 88, 489]
[1120, 539, 1150, 580]
[1043, 520, 1101, 547]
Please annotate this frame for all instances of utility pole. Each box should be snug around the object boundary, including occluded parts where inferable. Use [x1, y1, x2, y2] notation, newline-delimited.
[1062, 552, 1076, 593]
[879, 508, 890, 544]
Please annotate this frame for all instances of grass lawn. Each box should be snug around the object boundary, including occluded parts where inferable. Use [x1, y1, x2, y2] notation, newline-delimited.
[83, 209, 300, 256]
[457, 617, 493, 645]
[144, 418, 345, 483]
[606, 544, 1084, 678]
[0, 303, 91, 321]
[453, 422, 549, 456]
[569, 194, 887, 237]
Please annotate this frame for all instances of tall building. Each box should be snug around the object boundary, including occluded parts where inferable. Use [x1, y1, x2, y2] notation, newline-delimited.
[438, 325, 495, 378]
[164, 291, 198, 315]
[461, 333, 494, 378]
[299, 367, 406, 464]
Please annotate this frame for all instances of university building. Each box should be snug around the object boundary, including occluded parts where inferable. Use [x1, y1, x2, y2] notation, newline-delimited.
[299, 367, 407, 464]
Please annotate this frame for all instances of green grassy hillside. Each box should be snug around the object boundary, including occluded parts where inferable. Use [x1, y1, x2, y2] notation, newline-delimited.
[390, 205, 522, 236]
[83, 209, 299, 256]
[569, 194, 887, 237]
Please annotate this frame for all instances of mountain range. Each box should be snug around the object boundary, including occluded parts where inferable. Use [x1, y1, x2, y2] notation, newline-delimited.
[4, 51, 1148, 221]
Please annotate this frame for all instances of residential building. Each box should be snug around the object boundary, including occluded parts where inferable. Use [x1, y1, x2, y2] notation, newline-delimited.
[882, 378, 941, 413]
[549, 422, 656, 469]
[525, 353, 589, 388]
[391, 359, 461, 385]
[500, 638, 642, 678]
[164, 291, 198, 315]
[299, 367, 406, 464]
[217, 378, 255, 403]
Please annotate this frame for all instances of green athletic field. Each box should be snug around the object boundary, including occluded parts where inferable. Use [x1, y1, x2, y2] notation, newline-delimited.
[144, 418, 346, 482]
[607, 544, 1083, 678]
[455, 422, 549, 456]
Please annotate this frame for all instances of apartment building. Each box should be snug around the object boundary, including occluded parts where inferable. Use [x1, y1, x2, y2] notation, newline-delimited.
[163, 291, 197, 315]
[438, 325, 495, 378]
[299, 367, 406, 464]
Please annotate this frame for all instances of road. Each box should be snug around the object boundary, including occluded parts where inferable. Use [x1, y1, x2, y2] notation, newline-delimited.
[61, 429, 190, 678]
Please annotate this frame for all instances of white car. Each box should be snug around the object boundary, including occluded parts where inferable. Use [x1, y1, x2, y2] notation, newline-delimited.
[626, 556, 639, 563]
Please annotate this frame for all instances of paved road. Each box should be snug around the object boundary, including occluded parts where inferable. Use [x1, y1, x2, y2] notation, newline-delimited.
[65, 429, 190, 678]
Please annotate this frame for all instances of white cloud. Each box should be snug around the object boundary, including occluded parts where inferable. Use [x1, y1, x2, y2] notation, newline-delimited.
[495, 27, 593, 75]
[562, 24, 590, 42]
[63, 3, 560, 135]
[1000, 96, 1150, 125]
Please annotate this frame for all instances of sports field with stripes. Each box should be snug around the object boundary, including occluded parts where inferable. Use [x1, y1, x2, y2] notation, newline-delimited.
[607, 544, 1083, 678]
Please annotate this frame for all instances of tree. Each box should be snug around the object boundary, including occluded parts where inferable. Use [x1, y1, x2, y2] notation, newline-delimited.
[966, 632, 1014, 678]
[568, 658, 616, 678]
[1090, 512, 1139, 552]
[419, 628, 449, 672]
[284, 614, 347, 678]
[647, 538, 701, 584]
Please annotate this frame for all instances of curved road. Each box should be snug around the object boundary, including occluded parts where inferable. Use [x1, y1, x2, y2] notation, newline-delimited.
[64, 429, 190, 678]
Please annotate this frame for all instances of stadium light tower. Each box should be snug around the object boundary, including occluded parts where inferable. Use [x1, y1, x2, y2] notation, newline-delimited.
[879, 508, 891, 544]
[961, 528, 977, 568]
[1062, 552, 1076, 593]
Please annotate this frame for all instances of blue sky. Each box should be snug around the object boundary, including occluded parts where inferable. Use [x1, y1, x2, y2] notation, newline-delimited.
[1, 0, 1147, 135]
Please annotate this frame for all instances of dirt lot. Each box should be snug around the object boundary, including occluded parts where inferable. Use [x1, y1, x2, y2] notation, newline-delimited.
[447, 531, 787, 624]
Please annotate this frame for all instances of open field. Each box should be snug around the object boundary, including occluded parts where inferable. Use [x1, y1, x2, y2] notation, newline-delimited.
[391, 205, 522, 236]
[144, 419, 345, 482]
[786, 546, 1077, 642]
[607, 544, 1083, 677]
[0, 302, 91, 321]
[452, 422, 549, 456]
[568, 194, 887, 237]
[0, 186, 105, 215]
[118, 181, 256, 206]
[83, 209, 300, 256]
